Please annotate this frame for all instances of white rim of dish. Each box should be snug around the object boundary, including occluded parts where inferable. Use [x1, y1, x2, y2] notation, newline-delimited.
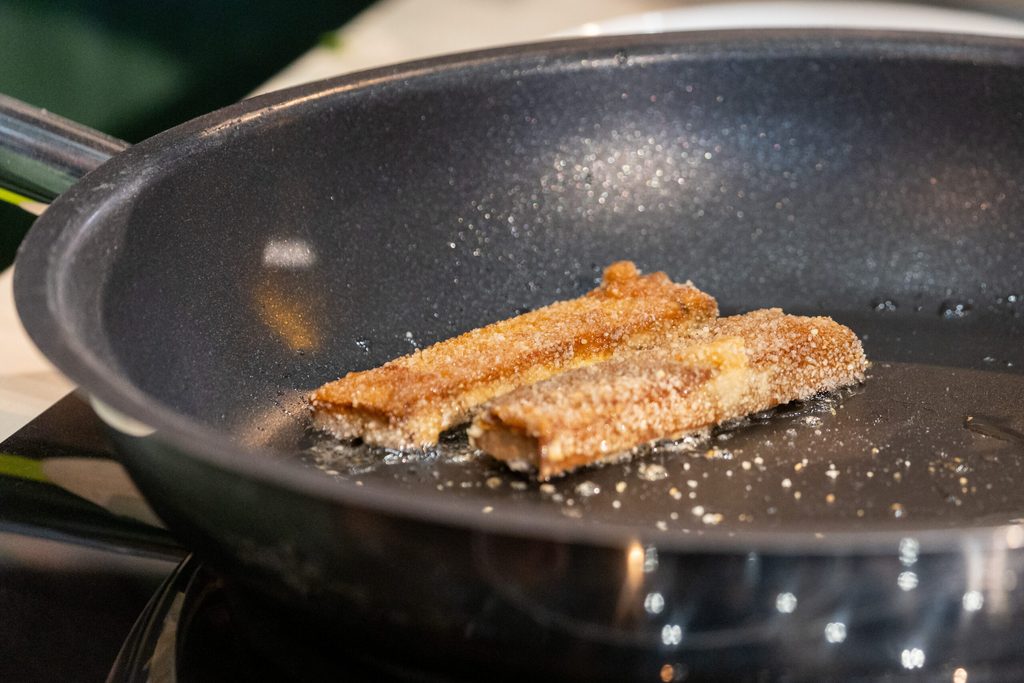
[559, 1, 1024, 38]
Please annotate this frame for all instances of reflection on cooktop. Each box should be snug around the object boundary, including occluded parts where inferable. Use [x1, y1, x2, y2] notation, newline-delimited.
[0, 393, 181, 683]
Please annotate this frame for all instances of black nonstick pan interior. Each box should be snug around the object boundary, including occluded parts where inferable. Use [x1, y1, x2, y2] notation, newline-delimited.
[15, 30, 1024, 546]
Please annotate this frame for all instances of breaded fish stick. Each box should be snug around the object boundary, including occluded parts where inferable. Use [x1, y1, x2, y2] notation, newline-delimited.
[469, 309, 868, 479]
[310, 261, 717, 447]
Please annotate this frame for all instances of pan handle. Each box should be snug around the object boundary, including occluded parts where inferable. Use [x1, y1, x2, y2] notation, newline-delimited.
[0, 94, 128, 215]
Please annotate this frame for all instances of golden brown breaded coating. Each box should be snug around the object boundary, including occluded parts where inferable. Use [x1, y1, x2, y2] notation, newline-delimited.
[469, 309, 868, 479]
[310, 261, 718, 447]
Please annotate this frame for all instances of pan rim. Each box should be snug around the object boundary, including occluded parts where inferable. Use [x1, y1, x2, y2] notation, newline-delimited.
[14, 28, 1024, 556]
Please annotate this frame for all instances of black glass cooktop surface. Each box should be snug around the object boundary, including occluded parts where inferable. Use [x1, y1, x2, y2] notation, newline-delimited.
[0, 394, 180, 683]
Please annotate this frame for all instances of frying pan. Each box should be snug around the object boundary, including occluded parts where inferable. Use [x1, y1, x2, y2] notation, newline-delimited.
[6, 30, 1024, 680]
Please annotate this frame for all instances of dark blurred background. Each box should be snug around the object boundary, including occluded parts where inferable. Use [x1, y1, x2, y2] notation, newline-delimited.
[0, 0, 373, 268]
